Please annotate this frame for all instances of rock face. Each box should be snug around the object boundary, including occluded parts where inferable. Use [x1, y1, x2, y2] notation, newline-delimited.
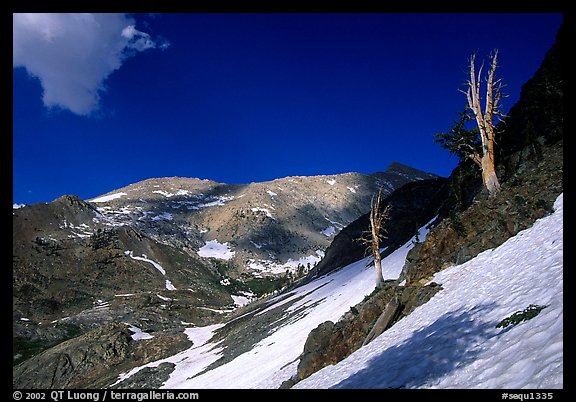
[13, 322, 190, 389]
[404, 141, 563, 285]
[13, 194, 233, 362]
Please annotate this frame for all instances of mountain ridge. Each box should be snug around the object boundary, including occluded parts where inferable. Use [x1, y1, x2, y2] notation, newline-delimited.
[13, 160, 436, 373]
[79, 161, 437, 281]
[85, 160, 434, 200]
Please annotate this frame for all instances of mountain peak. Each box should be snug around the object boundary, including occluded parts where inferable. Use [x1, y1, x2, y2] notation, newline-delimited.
[385, 161, 439, 179]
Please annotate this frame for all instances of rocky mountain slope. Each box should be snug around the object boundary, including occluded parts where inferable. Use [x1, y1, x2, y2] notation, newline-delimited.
[86, 162, 435, 279]
[13, 161, 434, 379]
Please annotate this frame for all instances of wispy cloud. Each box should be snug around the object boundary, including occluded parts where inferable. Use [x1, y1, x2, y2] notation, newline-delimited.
[13, 13, 170, 116]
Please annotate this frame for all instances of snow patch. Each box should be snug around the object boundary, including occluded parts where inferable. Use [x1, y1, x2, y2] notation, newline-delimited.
[90, 192, 127, 203]
[193, 195, 235, 209]
[250, 241, 264, 249]
[327, 179, 336, 186]
[125, 251, 166, 275]
[128, 325, 154, 341]
[325, 216, 345, 228]
[197, 240, 235, 260]
[60, 221, 94, 238]
[251, 207, 275, 220]
[151, 212, 174, 221]
[153, 190, 174, 198]
[248, 251, 325, 275]
[231, 291, 255, 307]
[321, 226, 337, 237]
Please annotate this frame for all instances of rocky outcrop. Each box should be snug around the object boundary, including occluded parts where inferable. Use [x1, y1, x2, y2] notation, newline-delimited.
[362, 295, 400, 346]
[13, 322, 191, 389]
[404, 141, 563, 285]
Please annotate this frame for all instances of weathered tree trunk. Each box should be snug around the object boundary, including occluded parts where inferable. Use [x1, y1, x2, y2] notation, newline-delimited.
[466, 50, 504, 197]
[373, 246, 385, 289]
[369, 191, 388, 289]
[481, 144, 500, 195]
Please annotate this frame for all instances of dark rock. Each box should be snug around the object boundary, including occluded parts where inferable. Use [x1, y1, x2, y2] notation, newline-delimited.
[362, 295, 401, 346]
[112, 362, 176, 389]
[279, 377, 298, 389]
[297, 321, 337, 379]
[13, 322, 192, 389]
[404, 140, 563, 285]
[13, 322, 132, 389]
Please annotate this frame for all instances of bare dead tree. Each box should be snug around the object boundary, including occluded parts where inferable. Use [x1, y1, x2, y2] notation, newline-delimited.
[357, 189, 390, 289]
[462, 49, 506, 196]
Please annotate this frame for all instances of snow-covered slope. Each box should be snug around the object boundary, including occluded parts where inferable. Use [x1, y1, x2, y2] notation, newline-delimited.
[113, 193, 562, 389]
[297, 193, 563, 389]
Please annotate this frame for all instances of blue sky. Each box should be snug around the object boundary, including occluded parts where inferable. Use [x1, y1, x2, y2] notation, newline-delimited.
[13, 13, 563, 204]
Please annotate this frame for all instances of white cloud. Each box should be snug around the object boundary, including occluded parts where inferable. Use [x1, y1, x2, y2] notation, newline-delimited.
[121, 25, 139, 39]
[121, 25, 158, 52]
[13, 13, 170, 116]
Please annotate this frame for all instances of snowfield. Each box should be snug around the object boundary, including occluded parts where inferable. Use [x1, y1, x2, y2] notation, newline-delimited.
[297, 193, 563, 389]
[321, 225, 337, 237]
[113, 193, 562, 389]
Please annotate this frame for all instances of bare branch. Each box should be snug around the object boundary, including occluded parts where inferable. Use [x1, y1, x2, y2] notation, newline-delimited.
[485, 49, 498, 129]
[467, 152, 482, 168]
